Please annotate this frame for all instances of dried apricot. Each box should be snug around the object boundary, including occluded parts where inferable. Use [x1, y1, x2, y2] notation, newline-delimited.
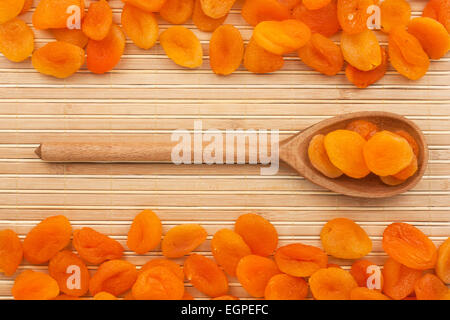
[380, 175, 405, 186]
[264, 274, 308, 300]
[243, 37, 284, 73]
[141, 258, 184, 280]
[73, 227, 124, 265]
[127, 209, 162, 255]
[394, 130, 419, 157]
[321, 218, 372, 259]
[298, 33, 343, 76]
[200, 0, 236, 19]
[160, 0, 194, 24]
[236, 255, 280, 298]
[32, 41, 85, 79]
[0, 18, 34, 62]
[274, 243, 328, 277]
[423, 0, 442, 20]
[350, 287, 390, 300]
[309, 267, 358, 300]
[121, 3, 159, 50]
[23, 215, 71, 264]
[414, 273, 448, 300]
[94, 291, 117, 300]
[408, 17, 450, 60]
[388, 27, 430, 80]
[48, 250, 90, 297]
[345, 120, 379, 140]
[132, 266, 185, 300]
[235, 213, 278, 257]
[160, 26, 203, 68]
[209, 25, 244, 75]
[345, 46, 387, 88]
[82, 0, 113, 41]
[241, 0, 291, 27]
[212, 295, 239, 300]
[0, 229, 22, 276]
[89, 260, 138, 296]
[380, 0, 411, 33]
[383, 223, 437, 270]
[350, 259, 383, 289]
[323, 130, 370, 179]
[308, 134, 344, 178]
[341, 29, 381, 71]
[12, 270, 59, 300]
[192, 0, 227, 32]
[278, 0, 301, 9]
[436, 237, 450, 284]
[382, 257, 422, 300]
[304, 0, 332, 10]
[211, 229, 251, 276]
[86, 24, 126, 74]
[337, 0, 373, 34]
[51, 28, 89, 48]
[363, 131, 414, 176]
[423, 0, 450, 33]
[122, 0, 167, 12]
[0, 0, 25, 24]
[253, 19, 311, 55]
[392, 155, 418, 180]
[292, 0, 340, 37]
[184, 253, 229, 297]
[33, 0, 85, 29]
[162, 224, 207, 258]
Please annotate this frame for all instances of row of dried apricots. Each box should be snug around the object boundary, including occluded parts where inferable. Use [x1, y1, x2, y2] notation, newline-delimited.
[1, 210, 449, 300]
[0, 0, 449, 86]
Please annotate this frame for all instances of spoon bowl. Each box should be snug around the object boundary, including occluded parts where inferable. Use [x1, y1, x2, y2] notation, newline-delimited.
[279, 111, 428, 198]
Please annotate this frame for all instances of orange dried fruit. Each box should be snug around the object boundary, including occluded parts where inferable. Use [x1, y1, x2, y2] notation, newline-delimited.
[0, 229, 23, 276]
[345, 119, 379, 140]
[350, 259, 383, 289]
[82, 0, 113, 41]
[86, 24, 126, 74]
[182, 292, 194, 300]
[308, 134, 344, 178]
[243, 37, 284, 73]
[23, 215, 72, 264]
[274, 243, 328, 277]
[253, 19, 311, 55]
[20, 0, 33, 15]
[394, 130, 419, 157]
[436, 237, 450, 284]
[192, 0, 227, 32]
[323, 129, 370, 179]
[160, 26, 203, 68]
[94, 291, 117, 300]
[51, 28, 89, 48]
[321, 218, 372, 259]
[200, 0, 236, 19]
[382, 222, 437, 270]
[184, 253, 229, 297]
[236, 255, 280, 298]
[350, 287, 390, 300]
[127, 209, 162, 255]
[132, 266, 185, 300]
[388, 27, 430, 80]
[408, 17, 450, 60]
[380, 175, 405, 186]
[423, 0, 450, 33]
[298, 33, 344, 76]
[382, 257, 422, 300]
[337, 0, 373, 34]
[211, 229, 251, 277]
[234, 213, 278, 257]
[122, 0, 167, 12]
[363, 130, 414, 176]
[73, 227, 124, 265]
[304, 0, 332, 10]
[392, 155, 418, 180]
[140, 258, 184, 281]
[209, 25, 244, 75]
[264, 274, 308, 300]
[212, 295, 239, 300]
[345, 47, 387, 88]
[89, 259, 138, 296]
[292, 0, 340, 37]
[161, 224, 207, 258]
[0, 0, 25, 24]
[32, 41, 85, 79]
[241, 0, 291, 27]
[121, 3, 159, 50]
[278, 0, 301, 9]
[414, 273, 448, 300]
[309, 267, 358, 300]
[0, 18, 34, 62]
[33, 0, 85, 29]
[380, 0, 411, 33]
[341, 29, 381, 71]
[12, 270, 60, 300]
[160, 0, 194, 24]
[48, 250, 90, 297]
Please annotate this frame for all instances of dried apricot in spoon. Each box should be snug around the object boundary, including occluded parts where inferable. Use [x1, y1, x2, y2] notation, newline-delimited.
[0, 18, 34, 62]
[308, 134, 343, 178]
[160, 26, 203, 68]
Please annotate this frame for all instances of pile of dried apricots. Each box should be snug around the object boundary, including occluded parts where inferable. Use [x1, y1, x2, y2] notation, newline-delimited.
[0, 0, 449, 85]
[309, 119, 420, 186]
[1, 210, 449, 300]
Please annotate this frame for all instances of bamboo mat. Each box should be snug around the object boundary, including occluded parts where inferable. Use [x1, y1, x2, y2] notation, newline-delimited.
[0, 0, 449, 299]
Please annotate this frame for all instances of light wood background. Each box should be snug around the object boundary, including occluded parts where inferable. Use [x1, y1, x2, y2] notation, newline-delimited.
[0, 0, 449, 299]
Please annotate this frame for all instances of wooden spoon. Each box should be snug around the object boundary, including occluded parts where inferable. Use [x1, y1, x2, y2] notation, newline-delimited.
[35, 111, 428, 198]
